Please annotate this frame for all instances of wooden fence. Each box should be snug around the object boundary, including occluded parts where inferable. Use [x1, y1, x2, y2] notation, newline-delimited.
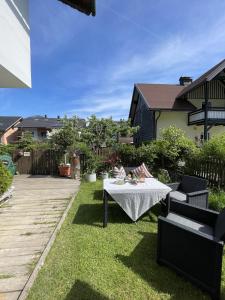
[13, 150, 63, 175]
[187, 158, 225, 188]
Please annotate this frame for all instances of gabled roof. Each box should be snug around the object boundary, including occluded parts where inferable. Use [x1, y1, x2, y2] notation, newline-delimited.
[58, 0, 96, 16]
[177, 59, 225, 98]
[0, 116, 22, 132]
[129, 84, 196, 121]
[17, 116, 63, 129]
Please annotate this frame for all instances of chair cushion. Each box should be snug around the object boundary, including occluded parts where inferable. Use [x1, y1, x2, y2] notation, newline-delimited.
[112, 166, 126, 178]
[132, 163, 153, 178]
[214, 207, 225, 240]
[167, 212, 213, 237]
[170, 191, 187, 202]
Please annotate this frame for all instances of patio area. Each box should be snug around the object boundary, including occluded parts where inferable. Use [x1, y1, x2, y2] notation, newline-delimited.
[27, 180, 225, 300]
[0, 175, 80, 300]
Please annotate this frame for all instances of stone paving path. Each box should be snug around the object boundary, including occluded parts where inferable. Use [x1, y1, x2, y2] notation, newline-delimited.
[0, 175, 80, 300]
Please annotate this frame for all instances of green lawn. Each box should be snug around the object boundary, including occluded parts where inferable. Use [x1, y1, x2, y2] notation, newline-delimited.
[27, 181, 224, 300]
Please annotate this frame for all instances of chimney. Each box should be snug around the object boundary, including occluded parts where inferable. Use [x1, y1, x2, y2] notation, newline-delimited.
[179, 76, 192, 86]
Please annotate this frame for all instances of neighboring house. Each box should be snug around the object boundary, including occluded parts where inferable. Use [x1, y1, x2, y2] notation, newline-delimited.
[0, 0, 31, 88]
[17, 116, 63, 141]
[58, 0, 96, 15]
[129, 59, 225, 144]
[0, 116, 22, 145]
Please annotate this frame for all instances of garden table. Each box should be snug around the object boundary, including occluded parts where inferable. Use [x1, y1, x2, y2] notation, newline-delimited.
[103, 178, 171, 227]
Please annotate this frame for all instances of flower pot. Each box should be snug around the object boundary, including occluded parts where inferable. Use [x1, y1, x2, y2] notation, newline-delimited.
[85, 173, 96, 182]
[101, 172, 109, 180]
[58, 165, 71, 177]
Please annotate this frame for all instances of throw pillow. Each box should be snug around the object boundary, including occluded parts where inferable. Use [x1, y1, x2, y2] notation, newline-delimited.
[113, 166, 126, 178]
[132, 163, 153, 178]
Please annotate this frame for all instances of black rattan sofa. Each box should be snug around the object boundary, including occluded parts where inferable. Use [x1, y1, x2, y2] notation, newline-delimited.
[157, 199, 225, 300]
[167, 175, 208, 208]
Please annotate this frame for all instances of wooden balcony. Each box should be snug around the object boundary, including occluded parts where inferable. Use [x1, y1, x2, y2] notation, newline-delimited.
[188, 107, 225, 125]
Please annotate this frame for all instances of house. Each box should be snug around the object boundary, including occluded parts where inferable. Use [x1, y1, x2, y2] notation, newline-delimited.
[0, 0, 95, 89]
[0, 1, 31, 88]
[17, 116, 63, 141]
[58, 0, 96, 15]
[0, 116, 22, 145]
[129, 59, 225, 144]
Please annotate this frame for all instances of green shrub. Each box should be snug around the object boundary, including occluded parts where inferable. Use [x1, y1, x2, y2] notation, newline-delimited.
[0, 161, 13, 196]
[116, 143, 158, 171]
[156, 169, 171, 183]
[209, 189, 225, 212]
[0, 144, 16, 156]
[200, 133, 225, 159]
[156, 126, 198, 170]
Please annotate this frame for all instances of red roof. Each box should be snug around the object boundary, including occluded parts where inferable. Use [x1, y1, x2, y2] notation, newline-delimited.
[135, 84, 196, 110]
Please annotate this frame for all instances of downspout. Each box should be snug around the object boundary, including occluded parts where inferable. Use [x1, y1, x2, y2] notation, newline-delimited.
[154, 110, 161, 139]
[204, 81, 209, 141]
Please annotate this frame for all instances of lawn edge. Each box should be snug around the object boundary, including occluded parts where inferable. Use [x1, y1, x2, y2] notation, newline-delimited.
[17, 181, 80, 300]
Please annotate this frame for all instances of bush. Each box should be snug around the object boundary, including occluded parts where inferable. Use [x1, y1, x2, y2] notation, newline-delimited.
[156, 126, 198, 171]
[116, 143, 158, 171]
[0, 161, 13, 196]
[200, 133, 225, 159]
[209, 189, 225, 212]
[0, 144, 16, 156]
[156, 169, 171, 183]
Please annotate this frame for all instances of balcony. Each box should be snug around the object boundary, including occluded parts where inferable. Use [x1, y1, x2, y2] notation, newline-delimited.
[188, 107, 225, 125]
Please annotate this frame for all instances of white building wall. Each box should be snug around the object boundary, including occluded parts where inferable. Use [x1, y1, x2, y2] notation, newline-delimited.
[157, 111, 225, 141]
[0, 0, 31, 87]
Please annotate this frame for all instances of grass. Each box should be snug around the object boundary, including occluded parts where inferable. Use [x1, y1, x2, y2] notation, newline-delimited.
[27, 181, 225, 300]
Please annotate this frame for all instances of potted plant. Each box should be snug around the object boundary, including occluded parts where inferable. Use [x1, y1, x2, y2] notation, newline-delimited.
[85, 154, 98, 182]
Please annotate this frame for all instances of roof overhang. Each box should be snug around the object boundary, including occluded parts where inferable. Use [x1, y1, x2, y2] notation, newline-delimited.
[58, 0, 96, 16]
[177, 59, 225, 99]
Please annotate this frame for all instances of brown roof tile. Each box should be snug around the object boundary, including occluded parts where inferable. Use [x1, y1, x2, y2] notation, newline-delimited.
[135, 84, 196, 110]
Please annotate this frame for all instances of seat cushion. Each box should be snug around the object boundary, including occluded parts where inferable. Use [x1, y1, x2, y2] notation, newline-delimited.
[167, 212, 213, 237]
[170, 191, 187, 202]
[132, 163, 153, 178]
[214, 207, 225, 241]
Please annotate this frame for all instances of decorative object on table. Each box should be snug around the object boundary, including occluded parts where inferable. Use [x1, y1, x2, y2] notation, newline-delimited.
[157, 199, 225, 300]
[167, 175, 208, 208]
[113, 179, 125, 185]
[139, 171, 146, 183]
[132, 163, 153, 178]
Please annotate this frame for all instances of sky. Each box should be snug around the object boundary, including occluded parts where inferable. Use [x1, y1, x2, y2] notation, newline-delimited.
[1, 0, 225, 120]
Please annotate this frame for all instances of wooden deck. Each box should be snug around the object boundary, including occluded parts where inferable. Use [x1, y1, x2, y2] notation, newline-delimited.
[0, 175, 80, 300]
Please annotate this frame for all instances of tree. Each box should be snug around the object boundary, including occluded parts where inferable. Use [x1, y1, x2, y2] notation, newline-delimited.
[81, 115, 138, 149]
[17, 132, 35, 151]
[49, 116, 84, 151]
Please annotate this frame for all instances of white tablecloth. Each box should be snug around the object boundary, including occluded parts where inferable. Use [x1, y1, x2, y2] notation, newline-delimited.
[104, 178, 172, 221]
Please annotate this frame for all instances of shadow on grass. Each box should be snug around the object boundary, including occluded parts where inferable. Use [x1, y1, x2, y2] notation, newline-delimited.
[73, 203, 132, 227]
[116, 231, 209, 300]
[93, 189, 103, 200]
[65, 280, 109, 300]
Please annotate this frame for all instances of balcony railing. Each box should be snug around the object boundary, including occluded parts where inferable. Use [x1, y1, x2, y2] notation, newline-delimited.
[188, 107, 225, 125]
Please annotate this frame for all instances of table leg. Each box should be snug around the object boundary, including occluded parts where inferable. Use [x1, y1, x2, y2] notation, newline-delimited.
[103, 190, 108, 228]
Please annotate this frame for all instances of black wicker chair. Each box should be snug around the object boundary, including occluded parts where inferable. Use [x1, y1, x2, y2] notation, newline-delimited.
[157, 199, 225, 300]
[167, 175, 208, 208]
